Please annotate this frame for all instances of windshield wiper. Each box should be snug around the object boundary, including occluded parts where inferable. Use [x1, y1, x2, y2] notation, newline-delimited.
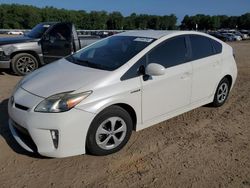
[67, 56, 111, 70]
[67, 56, 90, 67]
[74, 58, 91, 67]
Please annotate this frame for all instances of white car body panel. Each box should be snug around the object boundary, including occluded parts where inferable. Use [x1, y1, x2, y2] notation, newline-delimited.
[20, 59, 111, 98]
[141, 62, 192, 122]
[8, 30, 237, 158]
[191, 54, 222, 103]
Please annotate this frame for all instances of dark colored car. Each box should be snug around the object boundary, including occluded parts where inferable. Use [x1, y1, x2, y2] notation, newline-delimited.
[209, 32, 234, 42]
[0, 22, 99, 75]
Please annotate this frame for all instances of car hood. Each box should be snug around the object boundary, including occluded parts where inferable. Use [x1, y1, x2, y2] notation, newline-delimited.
[20, 59, 111, 98]
[0, 36, 37, 46]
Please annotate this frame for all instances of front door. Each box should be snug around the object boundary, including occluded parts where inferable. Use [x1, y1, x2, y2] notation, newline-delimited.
[142, 36, 192, 123]
[41, 23, 72, 64]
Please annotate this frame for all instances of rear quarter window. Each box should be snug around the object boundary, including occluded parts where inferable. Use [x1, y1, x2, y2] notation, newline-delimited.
[211, 39, 223, 54]
[190, 35, 214, 61]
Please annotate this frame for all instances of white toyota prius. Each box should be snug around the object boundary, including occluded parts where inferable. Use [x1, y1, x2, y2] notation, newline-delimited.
[8, 31, 237, 158]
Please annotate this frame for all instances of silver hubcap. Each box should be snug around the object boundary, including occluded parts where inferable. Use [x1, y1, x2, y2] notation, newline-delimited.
[16, 56, 36, 74]
[96, 117, 127, 150]
[217, 83, 228, 103]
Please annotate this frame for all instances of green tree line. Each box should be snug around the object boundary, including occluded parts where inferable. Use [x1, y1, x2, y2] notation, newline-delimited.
[0, 4, 177, 30]
[0, 4, 250, 30]
[181, 14, 250, 30]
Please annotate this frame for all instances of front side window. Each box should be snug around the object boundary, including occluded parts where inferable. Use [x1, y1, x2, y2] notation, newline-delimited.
[190, 35, 214, 60]
[148, 36, 187, 68]
[67, 36, 155, 71]
[48, 24, 72, 41]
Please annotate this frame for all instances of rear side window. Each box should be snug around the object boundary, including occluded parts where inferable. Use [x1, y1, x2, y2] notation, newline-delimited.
[190, 35, 214, 60]
[148, 36, 187, 68]
[212, 39, 222, 54]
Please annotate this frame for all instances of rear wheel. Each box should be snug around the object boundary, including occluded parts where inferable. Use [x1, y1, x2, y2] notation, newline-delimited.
[11, 53, 39, 76]
[211, 78, 230, 107]
[86, 106, 133, 156]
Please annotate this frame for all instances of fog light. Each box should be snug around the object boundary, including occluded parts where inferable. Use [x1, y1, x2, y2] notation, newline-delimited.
[50, 130, 59, 149]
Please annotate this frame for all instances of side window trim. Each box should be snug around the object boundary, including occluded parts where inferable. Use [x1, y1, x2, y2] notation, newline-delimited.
[185, 35, 192, 62]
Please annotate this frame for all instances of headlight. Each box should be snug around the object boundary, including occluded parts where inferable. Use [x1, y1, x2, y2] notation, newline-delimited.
[35, 91, 92, 113]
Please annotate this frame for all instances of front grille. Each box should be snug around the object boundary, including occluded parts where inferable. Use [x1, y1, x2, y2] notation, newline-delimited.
[15, 103, 29, 111]
[0, 52, 10, 61]
[12, 121, 38, 152]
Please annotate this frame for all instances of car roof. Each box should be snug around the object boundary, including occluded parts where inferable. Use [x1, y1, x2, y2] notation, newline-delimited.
[116, 30, 198, 39]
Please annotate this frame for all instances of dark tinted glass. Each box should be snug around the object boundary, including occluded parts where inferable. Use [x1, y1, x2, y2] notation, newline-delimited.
[27, 23, 51, 38]
[49, 24, 71, 41]
[68, 36, 155, 71]
[148, 36, 187, 68]
[190, 35, 214, 60]
[121, 56, 146, 80]
[212, 39, 222, 54]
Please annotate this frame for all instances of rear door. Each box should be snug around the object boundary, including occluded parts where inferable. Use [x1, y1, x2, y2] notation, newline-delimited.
[188, 35, 222, 103]
[41, 23, 73, 64]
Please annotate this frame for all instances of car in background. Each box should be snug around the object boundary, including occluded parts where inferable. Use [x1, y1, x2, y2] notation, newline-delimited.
[8, 30, 237, 158]
[221, 33, 242, 41]
[7, 31, 24, 35]
[208, 32, 234, 42]
[240, 30, 250, 40]
[229, 30, 248, 40]
[0, 22, 99, 75]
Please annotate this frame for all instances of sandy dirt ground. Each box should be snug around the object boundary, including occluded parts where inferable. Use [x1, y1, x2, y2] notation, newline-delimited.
[0, 41, 250, 188]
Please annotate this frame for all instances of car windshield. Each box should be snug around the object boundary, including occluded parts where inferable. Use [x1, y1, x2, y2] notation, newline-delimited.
[66, 36, 155, 71]
[26, 23, 51, 38]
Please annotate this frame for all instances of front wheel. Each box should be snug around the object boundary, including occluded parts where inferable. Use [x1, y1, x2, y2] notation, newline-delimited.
[211, 78, 230, 107]
[86, 106, 133, 156]
[11, 53, 39, 76]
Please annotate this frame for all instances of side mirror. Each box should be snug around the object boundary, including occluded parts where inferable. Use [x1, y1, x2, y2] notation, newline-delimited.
[145, 63, 165, 76]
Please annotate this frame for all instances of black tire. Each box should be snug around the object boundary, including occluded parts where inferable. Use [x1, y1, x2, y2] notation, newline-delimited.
[86, 105, 133, 156]
[211, 77, 230, 107]
[11, 53, 39, 76]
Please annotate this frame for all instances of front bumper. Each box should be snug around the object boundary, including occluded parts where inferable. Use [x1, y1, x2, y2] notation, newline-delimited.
[8, 88, 96, 158]
[0, 51, 11, 68]
[0, 60, 10, 68]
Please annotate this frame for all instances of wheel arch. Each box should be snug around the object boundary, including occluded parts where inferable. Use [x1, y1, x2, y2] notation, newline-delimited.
[223, 74, 233, 89]
[91, 103, 138, 131]
[10, 51, 41, 66]
[113, 103, 137, 131]
[213, 74, 233, 95]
